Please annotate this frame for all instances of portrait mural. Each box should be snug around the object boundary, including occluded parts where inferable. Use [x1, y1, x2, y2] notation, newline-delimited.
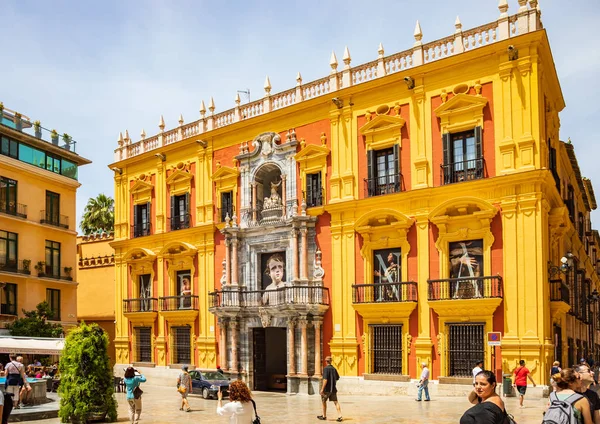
[449, 239, 483, 298]
[373, 248, 401, 301]
[177, 270, 192, 309]
[260, 252, 288, 305]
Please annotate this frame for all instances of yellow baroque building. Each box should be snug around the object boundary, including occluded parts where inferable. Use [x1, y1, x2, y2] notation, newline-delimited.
[0, 103, 91, 334]
[110, 3, 600, 395]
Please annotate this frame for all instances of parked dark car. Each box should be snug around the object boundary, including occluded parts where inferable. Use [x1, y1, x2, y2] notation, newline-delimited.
[189, 370, 230, 399]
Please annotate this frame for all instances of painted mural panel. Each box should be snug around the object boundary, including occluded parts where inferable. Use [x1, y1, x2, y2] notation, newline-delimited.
[373, 248, 401, 301]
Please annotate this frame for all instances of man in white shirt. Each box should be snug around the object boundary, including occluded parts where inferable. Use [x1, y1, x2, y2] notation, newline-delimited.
[472, 360, 484, 384]
[416, 362, 430, 401]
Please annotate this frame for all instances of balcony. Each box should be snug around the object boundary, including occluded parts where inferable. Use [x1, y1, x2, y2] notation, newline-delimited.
[440, 157, 485, 185]
[550, 279, 570, 304]
[159, 295, 199, 311]
[428, 276, 502, 300]
[0, 259, 31, 275]
[123, 298, 158, 313]
[169, 214, 191, 231]
[0, 201, 27, 218]
[351, 281, 417, 320]
[209, 285, 330, 311]
[40, 210, 69, 229]
[131, 222, 152, 238]
[364, 175, 401, 197]
[38, 265, 72, 281]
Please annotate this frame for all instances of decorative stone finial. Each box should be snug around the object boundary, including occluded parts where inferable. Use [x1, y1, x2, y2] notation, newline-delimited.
[378, 43, 384, 58]
[498, 0, 509, 17]
[300, 138, 306, 149]
[209, 97, 215, 113]
[414, 20, 423, 45]
[296, 72, 302, 85]
[225, 212, 231, 226]
[474, 80, 482, 95]
[159, 115, 165, 131]
[124, 129, 130, 141]
[118, 132, 124, 146]
[178, 114, 184, 126]
[264, 76, 272, 95]
[320, 132, 327, 146]
[220, 259, 227, 284]
[140, 129, 146, 140]
[343, 46, 351, 68]
[200, 100, 206, 117]
[301, 199, 307, 216]
[455, 16, 462, 33]
[232, 214, 238, 228]
[330, 51, 338, 73]
[441, 89, 448, 103]
[235, 93, 241, 106]
[365, 110, 372, 122]
[517, 0, 527, 12]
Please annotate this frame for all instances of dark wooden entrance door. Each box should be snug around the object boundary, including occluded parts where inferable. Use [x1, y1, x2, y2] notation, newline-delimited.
[253, 328, 268, 391]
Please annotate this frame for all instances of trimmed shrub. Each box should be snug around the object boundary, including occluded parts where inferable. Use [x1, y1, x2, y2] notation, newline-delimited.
[58, 322, 117, 423]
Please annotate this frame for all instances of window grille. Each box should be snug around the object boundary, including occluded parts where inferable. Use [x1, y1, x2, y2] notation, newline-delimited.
[447, 323, 484, 377]
[134, 327, 152, 363]
[369, 325, 402, 374]
[171, 326, 191, 364]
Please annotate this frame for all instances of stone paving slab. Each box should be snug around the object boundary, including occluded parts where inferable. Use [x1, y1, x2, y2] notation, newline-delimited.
[22, 385, 548, 423]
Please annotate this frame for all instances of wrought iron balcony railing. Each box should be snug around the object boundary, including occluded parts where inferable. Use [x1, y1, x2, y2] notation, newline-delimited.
[169, 213, 191, 231]
[550, 279, 570, 304]
[440, 157, 485, 185]
[131, 222, 152, 238]
[352, 281, 418, 303]
[159, 295, 199, 311]
[364, 174, 401, 197]
[428, 275, 503, 300]
[123, 297, 159, 313]
[209, 285, 330, 308]
[0, 259, 31, 275]
[0, 201, 27, 218]
[40, 210, 69, 229]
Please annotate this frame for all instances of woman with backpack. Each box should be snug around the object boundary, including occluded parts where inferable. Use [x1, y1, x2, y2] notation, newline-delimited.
[546, 368, 592, 424]
[123, 367, 146, 424]
[460, 370, 512, 424]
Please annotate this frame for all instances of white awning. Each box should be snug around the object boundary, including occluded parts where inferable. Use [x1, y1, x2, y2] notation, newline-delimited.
[0, 336, 65, 355]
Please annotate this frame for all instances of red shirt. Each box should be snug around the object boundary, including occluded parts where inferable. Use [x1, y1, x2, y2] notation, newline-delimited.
[514, 366, 529, 386]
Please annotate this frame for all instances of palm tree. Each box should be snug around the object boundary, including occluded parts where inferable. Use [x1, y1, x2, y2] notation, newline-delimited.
[80, 194, 114, 235]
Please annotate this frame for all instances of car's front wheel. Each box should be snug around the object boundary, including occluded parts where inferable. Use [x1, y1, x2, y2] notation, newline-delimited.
[202, 387, 210, 399]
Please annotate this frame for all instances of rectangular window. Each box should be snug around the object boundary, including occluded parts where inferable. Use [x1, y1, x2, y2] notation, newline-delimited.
[1, 137, 77, 180]
[370, 324, 403, 374]
[366, 145, 400, 197]
[18, 143, 46, 169]
[139, 274, 152, 311]
[442, 128, 483, 184]
[171, 326, 191, 364]
[45, 240, 61, 278]
[46, 289, 61, 321]
[46, 153, 61, 174]
[578, 213, 585, 240]
[0, 177, 17, 216]
[170, 193, 189, 231]
[1, 283, 17, 315]
[306, 173, 323, 207]
[447, 323, 485, 377]
[566, 185, 575, 223]
[134, 327, 152, 363]
[133, 203, 151, 237]
[220, 191, 233, 223]
[1, 136, 18, 159]
[0, 230, 18, 271]
[44, 191, 60, 226]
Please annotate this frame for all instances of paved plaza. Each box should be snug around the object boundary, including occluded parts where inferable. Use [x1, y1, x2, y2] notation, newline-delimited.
[27, 385, 549, 423]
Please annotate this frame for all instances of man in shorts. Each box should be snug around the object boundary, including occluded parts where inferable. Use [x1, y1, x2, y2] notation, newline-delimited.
[513, 359, 536, 408]
[4, 355, 28, 409]
[318, 356, 342, 422]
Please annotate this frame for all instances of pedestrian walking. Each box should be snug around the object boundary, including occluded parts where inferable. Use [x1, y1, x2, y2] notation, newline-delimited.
[4, 355, 27, 409]
[216, 380, 257, 423]
[461, 370, 509, 424]
[415, 362, 430, 402]
[123, 367, 146, 424]
[512, 359, 536, 408]
[550, 361, 562, 392]
[472, 360, 483, 385]
[574, 363, 600, 423]
[318, 356, 342, 422]
[545, 368, 592, 424]
[176, 365, 192, 412]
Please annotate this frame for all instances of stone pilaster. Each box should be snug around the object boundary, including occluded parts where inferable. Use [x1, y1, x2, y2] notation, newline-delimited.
[288, 318, 296, 375]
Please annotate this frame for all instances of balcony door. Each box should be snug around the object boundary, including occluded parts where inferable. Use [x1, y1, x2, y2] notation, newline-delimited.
[447, 322, 484, 377]
[171, 193, 189, 230]
[0, 230, 17, 270]
[45, 240, 60, 278]
[134, 203, 150, 237]
[139, 274, 152, 311]
[0, 177, 17, 214]
[442, 127, 483, 184]
[46, 191, 60, 224]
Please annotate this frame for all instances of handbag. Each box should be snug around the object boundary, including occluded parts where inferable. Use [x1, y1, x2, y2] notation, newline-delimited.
[250, 399, 261, 424]
[133, 386, 143, 399]
[177, 385, 187, 394]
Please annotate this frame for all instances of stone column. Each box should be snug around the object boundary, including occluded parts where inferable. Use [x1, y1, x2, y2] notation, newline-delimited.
[299, 318, 308, 376]
[251, 183, 257, 223]
[292, 229, 299, 281]
[231, 237, 238, 285]
[225, 238, 231, 286]
[219, 318, 228, 371]
[281, 175, 287, 218]
[288, 318, 296, 375]
[313, 319, 322, 377]
[230, 320, 238, 373]
[300, 227, 308, 280]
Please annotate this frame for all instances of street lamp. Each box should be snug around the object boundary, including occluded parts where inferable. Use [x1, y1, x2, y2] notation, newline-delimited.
[548, 252, 575, 277]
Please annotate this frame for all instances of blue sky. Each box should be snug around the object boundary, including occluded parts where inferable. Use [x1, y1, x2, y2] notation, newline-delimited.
[1, 0, 599, 229]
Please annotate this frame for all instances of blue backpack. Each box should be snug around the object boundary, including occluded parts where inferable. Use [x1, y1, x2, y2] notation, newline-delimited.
[542, 392, 584, 424]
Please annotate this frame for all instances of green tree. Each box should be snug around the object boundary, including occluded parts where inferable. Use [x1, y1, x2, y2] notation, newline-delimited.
[80, 194, 114, 235]
[59, 322, 117, 423]
[6, 301, 63, 338]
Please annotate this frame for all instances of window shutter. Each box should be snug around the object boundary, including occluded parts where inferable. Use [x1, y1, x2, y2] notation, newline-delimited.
[170, 196, 175, 219]
[306, 175, 313, 205]
[367, 149, 376, 196]
[317, 172, 322, 204]
[185, 193, 190, 214]
[474, 126, 482, 158]
[442, 133, 451, 184]
[133, 204, 138, 227]
[393, 144, 400, 190]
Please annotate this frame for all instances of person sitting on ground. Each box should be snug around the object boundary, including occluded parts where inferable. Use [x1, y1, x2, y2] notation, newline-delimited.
[549, 368, 592, 424]
[461, 370, 507, 424]
[216, 379, 256, 423]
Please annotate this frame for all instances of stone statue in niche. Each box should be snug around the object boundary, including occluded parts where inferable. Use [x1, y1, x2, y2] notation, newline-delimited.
[263, 179, 282, 210]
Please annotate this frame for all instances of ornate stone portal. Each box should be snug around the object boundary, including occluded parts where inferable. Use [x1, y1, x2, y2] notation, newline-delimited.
[210, 131, 329, 395]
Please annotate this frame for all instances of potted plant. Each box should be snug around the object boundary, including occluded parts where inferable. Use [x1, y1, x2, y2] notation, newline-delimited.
[35, 261, 46, 277]
[51, 129, 59, 145]
[58, 322, 118, 423]
[63, 266, 73, 281]
[14, 112, 22, 131]
[33, 121, 42, 138]
[22, 259, 31, 275]
[63, 133, 72, 151]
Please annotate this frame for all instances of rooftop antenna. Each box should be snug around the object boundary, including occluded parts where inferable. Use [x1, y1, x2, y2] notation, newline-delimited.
[237, 89, 250, 103]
